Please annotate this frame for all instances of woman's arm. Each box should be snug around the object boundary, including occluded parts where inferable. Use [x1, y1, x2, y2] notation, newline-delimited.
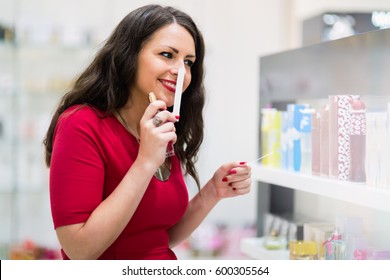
[56, 158, 156, 260]
[168, 162, 251, 248]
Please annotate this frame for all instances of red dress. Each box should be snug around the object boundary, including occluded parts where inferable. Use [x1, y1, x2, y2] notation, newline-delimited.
[49, 105, 189, 259]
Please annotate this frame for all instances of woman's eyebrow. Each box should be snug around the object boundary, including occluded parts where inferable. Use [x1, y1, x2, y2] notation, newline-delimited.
[165, 46, 196, 59]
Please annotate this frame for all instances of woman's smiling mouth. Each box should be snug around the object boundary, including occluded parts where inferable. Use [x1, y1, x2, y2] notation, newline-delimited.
[160, 79, 176, 92]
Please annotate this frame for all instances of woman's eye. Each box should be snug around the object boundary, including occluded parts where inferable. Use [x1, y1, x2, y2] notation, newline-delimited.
[160, 52, 194, 68]
[184, 60, 194, 68]
[160, 52, 172, 59]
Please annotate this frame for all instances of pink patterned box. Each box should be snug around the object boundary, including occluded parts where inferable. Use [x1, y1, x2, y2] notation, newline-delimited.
[329, 95, 360, 180]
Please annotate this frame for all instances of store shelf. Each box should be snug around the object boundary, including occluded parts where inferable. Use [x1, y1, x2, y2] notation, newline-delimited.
[252, 164, 390, 213]
[240, 237, 289, 260]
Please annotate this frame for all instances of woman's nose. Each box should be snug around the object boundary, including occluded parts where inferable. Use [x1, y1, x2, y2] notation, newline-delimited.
[171, 61, 185, 75]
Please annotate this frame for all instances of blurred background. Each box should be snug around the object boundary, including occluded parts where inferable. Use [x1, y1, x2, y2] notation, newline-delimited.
[1, 0, 390, 259]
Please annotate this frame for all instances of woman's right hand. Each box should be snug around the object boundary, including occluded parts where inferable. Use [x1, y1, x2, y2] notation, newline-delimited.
[137, 98, 178, 169]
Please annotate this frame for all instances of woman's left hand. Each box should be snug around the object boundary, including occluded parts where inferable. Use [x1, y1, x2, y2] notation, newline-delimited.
[168, 161, 251, 246]
[209, 162, 252, 200]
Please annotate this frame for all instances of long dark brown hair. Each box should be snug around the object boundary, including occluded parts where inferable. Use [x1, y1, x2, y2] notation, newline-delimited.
[43, 4, 205, 189]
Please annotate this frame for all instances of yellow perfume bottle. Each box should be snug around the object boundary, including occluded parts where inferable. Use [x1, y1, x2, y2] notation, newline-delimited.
[289, 240, 317, 260]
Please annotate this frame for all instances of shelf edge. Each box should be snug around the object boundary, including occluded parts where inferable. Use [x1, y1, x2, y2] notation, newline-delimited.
[252, 164, 390, 213]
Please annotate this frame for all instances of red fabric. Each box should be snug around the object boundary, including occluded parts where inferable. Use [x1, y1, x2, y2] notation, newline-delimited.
[50, 105, 188, 259]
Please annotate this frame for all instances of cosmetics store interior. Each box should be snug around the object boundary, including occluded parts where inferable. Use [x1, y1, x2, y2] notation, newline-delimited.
[1, 0, 390, 260]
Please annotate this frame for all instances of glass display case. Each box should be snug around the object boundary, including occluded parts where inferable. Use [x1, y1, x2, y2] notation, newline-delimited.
[0, 0, 99, 259]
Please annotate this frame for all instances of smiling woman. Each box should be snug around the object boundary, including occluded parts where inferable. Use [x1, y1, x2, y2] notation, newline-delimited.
[133, 23, 195, 107]
[43, 4, 252, 260]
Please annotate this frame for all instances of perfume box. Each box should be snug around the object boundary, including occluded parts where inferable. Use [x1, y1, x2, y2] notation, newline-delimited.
[287, 104, 309, 172]
[320, 104, 329, 177]
[311, 111, 321, 176]
[329, 95, 360, 180]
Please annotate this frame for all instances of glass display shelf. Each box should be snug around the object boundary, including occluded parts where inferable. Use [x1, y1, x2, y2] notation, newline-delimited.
[252, 164, 390, 213]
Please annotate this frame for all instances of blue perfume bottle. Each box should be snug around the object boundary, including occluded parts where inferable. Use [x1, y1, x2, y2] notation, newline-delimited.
[287, 104, 307, 172]
[324, 227, 346, 260]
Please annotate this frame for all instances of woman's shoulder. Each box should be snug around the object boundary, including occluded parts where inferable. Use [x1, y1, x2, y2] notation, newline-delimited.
[59, 105, 106, 126]
[62, 104, 104, 118]
[55, 105, 112, 139]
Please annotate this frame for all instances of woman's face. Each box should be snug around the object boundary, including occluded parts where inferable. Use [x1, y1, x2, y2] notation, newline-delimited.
[132, 23, 196, 107]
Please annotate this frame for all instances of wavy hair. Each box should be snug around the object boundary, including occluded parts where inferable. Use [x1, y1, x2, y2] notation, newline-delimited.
[43, 4, 205, 189]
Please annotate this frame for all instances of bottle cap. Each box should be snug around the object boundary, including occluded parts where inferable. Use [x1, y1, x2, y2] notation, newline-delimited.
[332, 227, 342, 240]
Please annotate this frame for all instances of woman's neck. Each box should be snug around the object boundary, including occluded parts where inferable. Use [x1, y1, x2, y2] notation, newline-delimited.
[116, 106, 141, 139]
[117, 93, 150, 139]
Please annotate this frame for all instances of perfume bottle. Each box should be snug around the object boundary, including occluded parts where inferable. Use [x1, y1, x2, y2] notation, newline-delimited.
[324, 227, 346, 260]
[369, 250, 390, 260]
[289, 226, 317, 260]
[354, 249, 390, 260]
[349, 99, 366, 182]
[263, 230, 287, 250]
[289, 240, 317, 260]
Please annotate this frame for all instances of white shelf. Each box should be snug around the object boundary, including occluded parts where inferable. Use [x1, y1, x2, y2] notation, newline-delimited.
[240, 237, 289, 260]
[252, 164, 390, 213]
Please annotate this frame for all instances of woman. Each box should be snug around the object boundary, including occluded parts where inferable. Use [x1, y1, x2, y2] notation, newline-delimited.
[44, 4, 251, 260]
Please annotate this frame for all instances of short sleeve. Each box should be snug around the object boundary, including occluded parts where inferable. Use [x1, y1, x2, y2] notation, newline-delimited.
[49, 107, 105, 228]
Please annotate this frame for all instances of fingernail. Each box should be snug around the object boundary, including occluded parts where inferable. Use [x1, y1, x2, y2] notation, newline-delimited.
[239, 161, 247, 165]
[222, 177, 228, 182]
[229, 183, 233, 187]
[175, 115, 180, 120]
[229, 169, 237, 175]
[233, 188, 236, 191]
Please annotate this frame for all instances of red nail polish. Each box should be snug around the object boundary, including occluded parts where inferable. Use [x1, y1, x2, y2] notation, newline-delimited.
[239, 161, 247, 165]
[229, 183, 233, 187]
[175, 115, 180, 120]
[222, 177, 228, 182]
[229, 169, 237, 174]
[233, 188, 236, 191]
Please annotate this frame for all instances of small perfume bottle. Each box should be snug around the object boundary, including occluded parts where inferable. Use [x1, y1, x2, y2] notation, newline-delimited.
[263, 230, 287, 250]
[289, 240, 318, 260]
[369, 250, 390, 260]
[289, 226, 317, 260]
[354, 249, 390, 260]
[323, 227, 346, 260]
